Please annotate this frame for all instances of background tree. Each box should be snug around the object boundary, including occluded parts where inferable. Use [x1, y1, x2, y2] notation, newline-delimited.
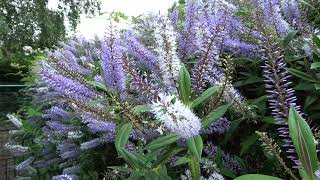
[0, 0, 101, 81]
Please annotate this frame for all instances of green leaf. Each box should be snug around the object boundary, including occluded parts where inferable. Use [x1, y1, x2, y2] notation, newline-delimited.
[178, 64, 191, 103]
[287, 68, 317, 83]
[220, 167, 236, 178]
[175, 156, 191, 166]
[310, 62, 320, 69]
[144, 149, 162, 162]
[187, 135, 203, 161]
[201, 104, 229, 128]
[288, 107, 318, 180]
[146, 171, 160, 180]
[314, 83, 320, 91]
[153, 146, 183, 168]
[119, 148, 144, 169]
[132, 105, 152, 114]
[282, 30, 298, 48]
[115, 122, 133, 150]
[88, 81, 109, 92]
[240, 133, 259, 155]
[144, 134, 179, 150]
[156, 166, 172, 180]
[190, 86, 219, 108]
[188, 159, 201, 180]
[313, 34, 320, 48]
[304, 95, 318, 111]
[126, 172, 143, 180]
[261, 116, 275, 124]
[234, 174, 283, 180]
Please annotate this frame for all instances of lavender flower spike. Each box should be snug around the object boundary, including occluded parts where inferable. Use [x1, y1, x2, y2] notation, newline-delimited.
[260, 0, 290, 36]
[151, 93, 201, 139]
[124, 31, 157, 70]
[179, 0, 201, 59]
[261, 39, 301, 167]
[100, 25, 126, 94]
[40, 66, 98, 102]
[280, 0, 302, 28]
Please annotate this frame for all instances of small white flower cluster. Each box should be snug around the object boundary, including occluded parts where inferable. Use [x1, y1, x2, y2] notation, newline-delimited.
[67, 131, 83, 139]
[5, 143, 29, 153]
[151, 93, 201, 139]
[154, 17, 181, 90]
[7, 114, 23, 128]
[22, 45, 33, 55]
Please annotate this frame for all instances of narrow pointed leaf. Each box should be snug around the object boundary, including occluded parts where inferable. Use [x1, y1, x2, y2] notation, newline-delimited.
[282, 30, 298, 48]
[175, 156, 191, 166]
[286, 68, 317, 83]
[288, 107, 318, 179]
[115, 122, 133, 150]
[133, 105, 152, 114]
[234, 174, 283, 180]
[188, 159, 201, 180]
[144, 134, 179, 150]
[118, 148, 143, 169]
[190, 86, 219, 108]
[202, 104, 229, 128]
[311, 62, 320, 69]
[153, 146, 183, 167]
[178, 64, 191, 103]
[187, 135, 203, 160]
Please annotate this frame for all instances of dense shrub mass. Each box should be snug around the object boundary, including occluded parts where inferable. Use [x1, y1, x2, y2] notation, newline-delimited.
[5, 0, 320, 179]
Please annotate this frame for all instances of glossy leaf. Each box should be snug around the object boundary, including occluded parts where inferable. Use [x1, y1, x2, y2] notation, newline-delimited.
[187, 135, 203, 161]
[190, 86, 219, 108]
[282, 30, 298, 48]
[119, 148, 144, 169]
[288, 107, 318, 179]
[178, 64, 191, 103]
[144, 134, 179, 150]
[188, 159, 201, 180]
[88, 81, 109, 93]
[153, 146, 183, 168]
[115, 122, 133, 150]
[287, 68, 317, 83]
[310, 62, 320, 69]
[313, 34, 320, 48]
[234, 174, 283, 180]
[175, 156, 191, 166]
[201, 104, 229, 128]
[133, 105, 152, 114]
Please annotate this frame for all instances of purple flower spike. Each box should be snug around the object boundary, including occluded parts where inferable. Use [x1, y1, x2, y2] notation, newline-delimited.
[179, 0, 201, 59]
[124, 31, 157, 70]
[261, 39, 301, 167]
[40, 67, 98, 102]
[170, 7, 179, 28]
[260, 0, 290, 36]
[100, 27, 126, 94]
[281, 0, 302, 29]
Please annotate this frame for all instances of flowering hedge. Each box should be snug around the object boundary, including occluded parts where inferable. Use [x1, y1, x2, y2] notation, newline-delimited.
[5, 0, 320, 179]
